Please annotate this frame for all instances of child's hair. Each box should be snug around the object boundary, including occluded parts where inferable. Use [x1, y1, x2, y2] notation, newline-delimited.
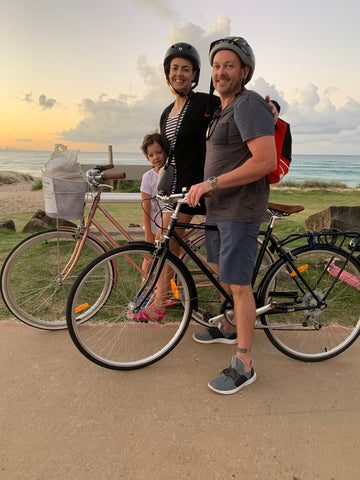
[141, 130, 164, 156]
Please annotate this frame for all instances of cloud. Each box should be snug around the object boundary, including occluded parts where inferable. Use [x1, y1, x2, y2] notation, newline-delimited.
[251, 77, 289, 113]
[247, 78, 360, 153]
[132, 0, 176, 19]
[167, 15, 230, 92]
[19, 92, 57, 110]
[60, 16, 227, 149]
[61, 91, 168, 150]
[22, 92, 34, 103]
[61, 16, 360, 154]
[15, 138, 33, 142]
[39, 94, 56, 110]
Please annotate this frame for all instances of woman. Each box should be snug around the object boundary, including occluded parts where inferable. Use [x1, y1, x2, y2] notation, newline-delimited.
[159, 42, 221, 220]
[130, 43, 221, 322]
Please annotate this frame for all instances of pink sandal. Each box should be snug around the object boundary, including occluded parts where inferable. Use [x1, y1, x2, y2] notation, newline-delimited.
[128, 304, 165, 323]
[165, 299, 177, 308]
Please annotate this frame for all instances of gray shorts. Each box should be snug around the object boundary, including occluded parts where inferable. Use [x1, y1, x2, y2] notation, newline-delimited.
[205, 219, 261, 285]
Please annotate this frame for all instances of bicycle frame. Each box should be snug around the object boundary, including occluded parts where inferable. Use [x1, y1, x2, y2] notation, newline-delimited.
[135, 193, 360, 326]
[131, 195, 274, 321]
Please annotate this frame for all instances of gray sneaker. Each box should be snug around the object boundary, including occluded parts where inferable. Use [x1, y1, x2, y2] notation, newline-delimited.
[208, 356, 257, 395]
[193, 323, 237, 344]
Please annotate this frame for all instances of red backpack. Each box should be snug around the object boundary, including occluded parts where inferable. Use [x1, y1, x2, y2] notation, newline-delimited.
[268, 118, 292, 184]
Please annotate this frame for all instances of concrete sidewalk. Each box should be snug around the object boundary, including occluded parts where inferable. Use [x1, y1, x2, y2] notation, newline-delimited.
[1, 320, 360, 480]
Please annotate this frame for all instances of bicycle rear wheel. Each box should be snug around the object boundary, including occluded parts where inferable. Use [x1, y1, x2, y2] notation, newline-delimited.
[0, 229, 107, 330]
[66, 243, 196, 370]
[258, 245, 360, 361]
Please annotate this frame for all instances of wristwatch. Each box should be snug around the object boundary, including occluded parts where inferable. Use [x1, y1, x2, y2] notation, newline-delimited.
[207, 176, 217, 190]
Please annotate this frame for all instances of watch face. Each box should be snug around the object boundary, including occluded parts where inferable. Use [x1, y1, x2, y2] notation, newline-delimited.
[207, 177, 217, 189]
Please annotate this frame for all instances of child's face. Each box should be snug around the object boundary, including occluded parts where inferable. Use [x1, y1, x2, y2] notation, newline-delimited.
[146, 142, 166, 172]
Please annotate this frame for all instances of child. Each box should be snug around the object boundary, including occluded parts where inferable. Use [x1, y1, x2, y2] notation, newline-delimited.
[140, 131, 166, 243]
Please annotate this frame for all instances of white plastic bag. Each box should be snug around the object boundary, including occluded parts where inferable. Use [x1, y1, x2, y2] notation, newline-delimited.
[43, 144, 82, 179]
[42, 144, 86, 219]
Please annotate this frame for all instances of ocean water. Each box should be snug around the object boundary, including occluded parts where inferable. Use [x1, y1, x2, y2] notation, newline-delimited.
[0, 150, 360, 187]
[285, 154, 360, 188]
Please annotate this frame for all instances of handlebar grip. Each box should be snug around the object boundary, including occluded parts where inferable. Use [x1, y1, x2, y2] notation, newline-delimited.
[102, 172, 126, 180]
[93, 164, 114, 171]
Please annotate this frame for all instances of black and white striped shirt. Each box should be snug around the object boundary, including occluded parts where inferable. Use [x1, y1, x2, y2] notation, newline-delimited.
[163, 103, 189, 210]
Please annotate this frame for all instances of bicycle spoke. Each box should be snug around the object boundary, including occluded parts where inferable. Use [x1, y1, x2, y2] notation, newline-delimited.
[1, 230, 106, 329]
[259, 246, 360, 361]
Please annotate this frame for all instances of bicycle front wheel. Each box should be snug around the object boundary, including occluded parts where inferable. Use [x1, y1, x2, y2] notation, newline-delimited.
[0, 229, 107, 330]
[66, 244, 196, 370]
[258, 245, 360, 361]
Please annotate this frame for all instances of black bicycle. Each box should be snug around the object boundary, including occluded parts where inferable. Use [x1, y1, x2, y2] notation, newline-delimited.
[66, 192, 360, 370]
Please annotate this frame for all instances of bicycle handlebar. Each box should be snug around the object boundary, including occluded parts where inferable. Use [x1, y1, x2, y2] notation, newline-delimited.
[85, 167, 126, 187]
[93, 164, 114, 172]
[157, 189, 214, 204]
[102, 172, 126, 180]
[157, 192, 187, 203]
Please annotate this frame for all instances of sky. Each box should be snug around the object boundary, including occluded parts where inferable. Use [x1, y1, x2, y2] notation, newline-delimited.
[1, 0, 360, 155]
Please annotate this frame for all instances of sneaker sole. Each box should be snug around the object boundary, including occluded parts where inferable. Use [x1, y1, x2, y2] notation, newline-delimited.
[208, 372, 257, 395]
[192, 333, 238, 345]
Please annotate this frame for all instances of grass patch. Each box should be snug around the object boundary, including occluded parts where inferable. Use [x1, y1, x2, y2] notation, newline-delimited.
[115, 179, 141, 192]
[269, 187, 359, 239]
[0, 203, 144, 266]
[1, 187, 358, 266]
[277, 179, 352, 189]
[31, 179, 43, 191]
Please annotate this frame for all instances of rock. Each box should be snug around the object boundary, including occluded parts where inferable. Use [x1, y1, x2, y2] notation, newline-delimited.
[23, 209, 77, 233]
[305, 206, 360, 233]
[23, 218, 49, 233]
[0, 218, 16, 231]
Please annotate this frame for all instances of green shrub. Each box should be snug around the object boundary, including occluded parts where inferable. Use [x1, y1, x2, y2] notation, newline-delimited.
[277, 179, 349, 189]
[31, 179, 43, 191]
[115, 180, 141, 193]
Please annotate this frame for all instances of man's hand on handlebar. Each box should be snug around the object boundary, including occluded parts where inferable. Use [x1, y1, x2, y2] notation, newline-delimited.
[187, 181, 214, 207]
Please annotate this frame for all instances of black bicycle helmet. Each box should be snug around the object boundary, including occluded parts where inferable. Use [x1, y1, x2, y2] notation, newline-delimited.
[163, 42, 201, 89]
[209, 36, 255, 84]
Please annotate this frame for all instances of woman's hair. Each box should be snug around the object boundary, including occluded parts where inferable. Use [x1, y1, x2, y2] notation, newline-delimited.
[141, 130, 164, 156]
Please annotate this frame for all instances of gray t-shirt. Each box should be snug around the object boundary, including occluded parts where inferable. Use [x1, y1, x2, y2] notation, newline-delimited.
[204, 89, 274, 223]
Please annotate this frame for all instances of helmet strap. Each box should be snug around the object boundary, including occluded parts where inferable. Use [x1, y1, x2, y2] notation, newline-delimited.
[167, 80, 196, 98]
[205, 81, 215, 118]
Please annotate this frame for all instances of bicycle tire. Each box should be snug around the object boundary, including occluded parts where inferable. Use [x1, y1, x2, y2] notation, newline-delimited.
[66, 243, 197, 370]
[0, 229, 107, 330]
[258, 245, 360, 362]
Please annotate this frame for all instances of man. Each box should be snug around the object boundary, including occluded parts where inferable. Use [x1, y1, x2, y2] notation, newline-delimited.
[187, 37, 277, 395]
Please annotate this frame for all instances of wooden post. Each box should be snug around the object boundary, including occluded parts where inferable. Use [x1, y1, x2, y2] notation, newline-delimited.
[108, 145, 113, 165]
[107, 145, 118, 189]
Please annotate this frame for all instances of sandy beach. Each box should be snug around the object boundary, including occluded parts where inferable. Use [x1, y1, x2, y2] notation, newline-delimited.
[1, 171, 358, 218]
[0, 173, 44, 215]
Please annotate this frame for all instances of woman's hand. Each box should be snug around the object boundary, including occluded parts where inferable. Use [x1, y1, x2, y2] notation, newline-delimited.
[265, 96, 279, 124]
